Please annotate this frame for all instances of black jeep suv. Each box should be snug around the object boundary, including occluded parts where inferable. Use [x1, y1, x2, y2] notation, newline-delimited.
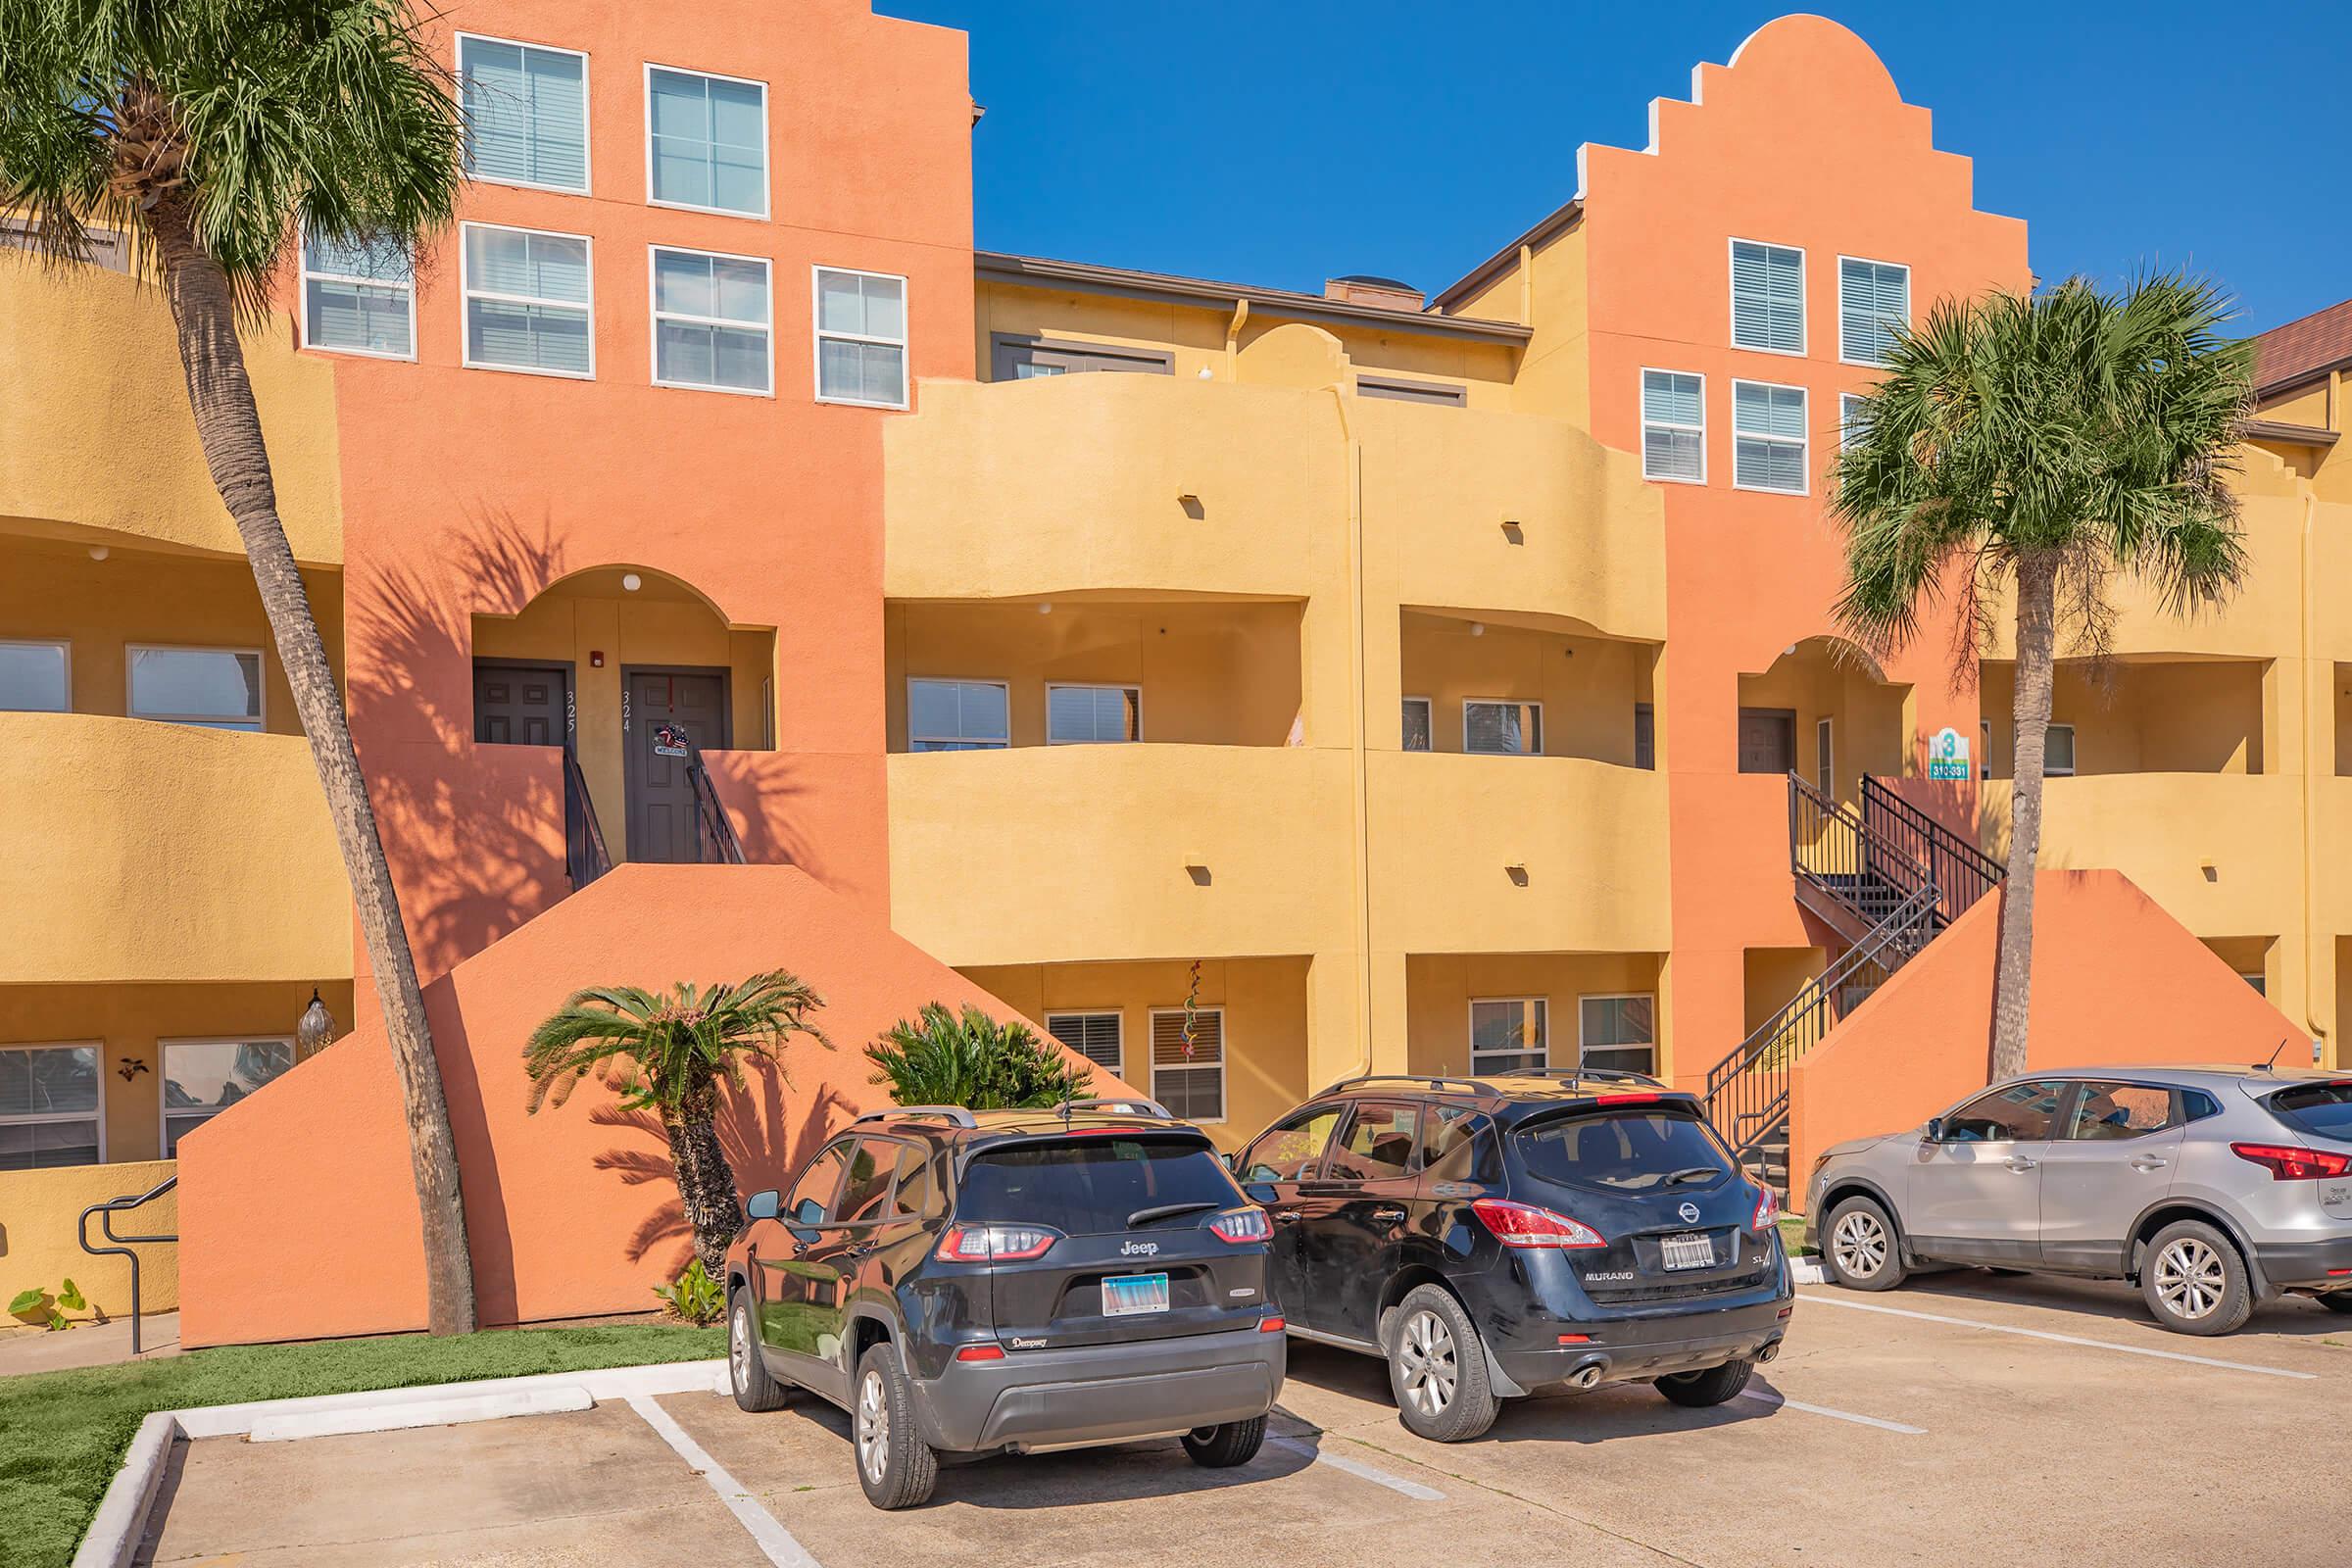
[1235, 1071, 1793, 1441]
[723, 1099, 1285, 1507]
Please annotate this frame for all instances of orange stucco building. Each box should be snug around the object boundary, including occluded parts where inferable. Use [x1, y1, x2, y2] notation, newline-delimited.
[3, 9, 2335, 1343]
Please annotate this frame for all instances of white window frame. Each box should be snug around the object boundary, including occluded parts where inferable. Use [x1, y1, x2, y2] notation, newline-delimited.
[454, 31, 592, 197]
[296, 231, 417, 363]
[1816, 715, 1834, 795]
[646, 243, 774, 398]
[2045, 722, 2077, 777]
[1980, 717, 1992, 780]
[458, 220, 596, 380]
[126, 643, 264, 729]
[1639, 367, 1707, 484]
[642, 61, 771, 220]
[1836, 254, 1911, 368]
[1044, 1010, 1123, 1075]
[1730, 378, 1810, 496]
[1578, 992, 1658, 1074]
[0, 1040, 105, 1165]
[1839, 391, 1870, 452]
[1728, 237, 1806, 358]
[906, 676, 1010, 751]
[158, 1034, 296, 1156]
[1463, 698, 1542, 757]
[0, 637, 72, 712]
[1469, 997, 1549, 1075]
[1045, 682, 1142, 746]
[1148, 1005, 1225, 1125]
[1400, 694, 1433, 752]
[811, 266, 910, 411]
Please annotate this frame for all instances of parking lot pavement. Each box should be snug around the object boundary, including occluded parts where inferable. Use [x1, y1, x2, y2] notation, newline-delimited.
[134, 1284, 2352, 1568]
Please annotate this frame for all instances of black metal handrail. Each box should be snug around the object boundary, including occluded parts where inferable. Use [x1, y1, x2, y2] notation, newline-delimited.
[1859, 773, 2003, 925]
[562, 747, 612, 890]
[77, 1175, 176, 1355]
[687, 743, 746, 865]
[1787, 771, 1933, 911]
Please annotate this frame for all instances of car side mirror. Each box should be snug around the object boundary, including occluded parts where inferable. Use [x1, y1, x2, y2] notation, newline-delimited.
[1222, 1152, 1237, 1171]
[1923, 1118, 1945, 1144]
[747, 1189, 779, 1221]
[1243, 1181, 1279, 1205]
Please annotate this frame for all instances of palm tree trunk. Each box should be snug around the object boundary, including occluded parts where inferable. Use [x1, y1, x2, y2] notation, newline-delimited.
[665, 1088, 744, 1277]
[1990, 551, 2060, 1082]
[148, 197, 476, 1336]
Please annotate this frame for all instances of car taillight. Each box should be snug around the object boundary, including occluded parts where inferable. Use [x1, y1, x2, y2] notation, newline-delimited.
[1470, 1197, 1606, 1250]
[1258, 1314, 1287, 1333]
[1752, 1182, 1780, 1232]
[1208, 1206, 1272, 1244]
[2230, 1142, 2352, 1181]
[954, 1343, 1005, 1362]
[934, 1223, 1060, 1262]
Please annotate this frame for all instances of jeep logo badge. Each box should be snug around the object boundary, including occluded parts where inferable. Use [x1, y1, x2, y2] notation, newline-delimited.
[1120, 1240, 1161, 1257]
[1679, 1201, 1701, 1224]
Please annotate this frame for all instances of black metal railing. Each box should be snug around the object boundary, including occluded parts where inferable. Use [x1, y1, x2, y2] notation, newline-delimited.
[687, 744, 746, 865]
[77, 1175, 176, 1355]
[1788, 772, 1933, 916]
[562, 748, 612, 890]
[1859, 773, 2004, 926]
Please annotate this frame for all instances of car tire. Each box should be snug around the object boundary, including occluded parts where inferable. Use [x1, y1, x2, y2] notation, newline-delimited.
[1181, 1415, 1267, 1468]
[1653, 1357, 1755, 1408]
[1386, 1284, 1499, 1443]
[728, 1291, 791, 1414]
[2140, 1219, 2254, 1337]
[853, 1343, 938, 1509]
[2318, 1293, 2352, 1314]
[1822, 1195, 1906, 1292]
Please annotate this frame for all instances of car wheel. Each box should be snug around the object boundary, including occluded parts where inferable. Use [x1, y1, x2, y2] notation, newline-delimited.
[1181, 1415, 1267, 1468]
[2140, 1219, 2253, 1337]
[852, 1343, 938, 1509]
[728, 1292, 791, 1414]
[2318, 1293, 2352, 1314]
[1823, 1195, 1906, 1292]
[1386, 1284, 1499, 1443]
[1653, 1357, 1755, 1408]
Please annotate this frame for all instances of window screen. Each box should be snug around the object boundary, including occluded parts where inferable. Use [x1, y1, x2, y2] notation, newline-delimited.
[460, 36, 588, 192]
[1732, 240, 1804, 354]
[1641, 369, 1704, 481]
[1047, 1012, 1123, 1072]
[1838, 258, 1910, 365]
[1151, 1008, 1224, 1122]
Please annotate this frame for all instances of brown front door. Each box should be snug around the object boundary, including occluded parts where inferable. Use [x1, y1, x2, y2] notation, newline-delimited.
[474, 662, 570, 748]
[624, 666, 730, 862]
[1737, 707, 1796, 774]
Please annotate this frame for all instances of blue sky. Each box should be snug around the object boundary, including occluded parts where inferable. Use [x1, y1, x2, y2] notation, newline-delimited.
[881, 1, 2349, 336]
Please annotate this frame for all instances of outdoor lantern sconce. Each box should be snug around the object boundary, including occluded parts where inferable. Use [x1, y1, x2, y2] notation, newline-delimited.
[297, 987, 339, 1055]
[1500, 517, 1525, 542]
[1184, 852, 1210, 887]
[1177, 491, 1204, 519]
[1505, 862, 1529, 887]
[117, 1056, 149, 1083]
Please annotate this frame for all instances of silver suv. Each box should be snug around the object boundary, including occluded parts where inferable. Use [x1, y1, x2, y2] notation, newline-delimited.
[1803, 1066, 2352, 1335]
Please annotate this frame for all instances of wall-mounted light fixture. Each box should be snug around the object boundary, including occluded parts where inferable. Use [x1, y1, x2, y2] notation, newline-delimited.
[1469, 622, 1486, 638]
[1037, 602, 1054, 615]
[1505, 862, 1529, 886]
[88, 545, 110, 562]
[621, 572, 643, 592]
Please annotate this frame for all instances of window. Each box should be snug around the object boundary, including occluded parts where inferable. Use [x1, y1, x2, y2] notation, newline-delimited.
[2241, 971, 2268, 997]
[2059, 1082, 2179, 1142]
[461, 223, 592, 378]
[1730, 239, 1804, 355]
[1239, 1103, 1343, 1182]
[1470, 998, 1547, 1075]
[1401, 696, 1433, 753]
[1579, 995, 1657, 1075]
[645, 64, 767, 216]
[1420, 1104, 1486, 1181]
[1816, 716, 1834, 794]
[1732, 379, 1808, 494]
[885, 1142, 942, 1219]
[2267, 1081, 2352, 1142]
[300, 230, 416, 360]
[0, 1043, 101, 1169]
[813, 268, 907, 408]
[1046, 1011, 1123, 1073]
[1641, 369, 1705, 482]
[1980, 717, 1992, 780]
[1839, 392, 1870, 451]
[906, 678, 1009, 751]
[2045, 723, 2077, 776]
[835, 1138, 898, 1224]
[128, 646, 262, 729]
[1150, 1007, 1224, 1123]
[160, 1038, 294, 1156]
[458, 34, 588, 194]
[1942, 1080, 2066, 1143]
[0, 640, 69, 712]
[1634, 703, 1655, 769]
[1047, 683, 1141, 745]
[1356, 375, 1466, 406]
[991, 335, 1173, 379]
[959, 1136, 1237, 1235]
[1517, 1109, 1732, 1194]
[1464, 700, 1541, 756]
[1838, 257, 1910, 366]
[1326, 1102, 1420, 1182]
[782, 1139, 852, 1228]
[649, 247, 771, 395]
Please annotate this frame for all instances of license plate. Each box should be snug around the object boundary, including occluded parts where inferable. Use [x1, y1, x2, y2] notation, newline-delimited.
[1102, 1272, 1171, 1316]
[1659, 1233, 1715, 1271]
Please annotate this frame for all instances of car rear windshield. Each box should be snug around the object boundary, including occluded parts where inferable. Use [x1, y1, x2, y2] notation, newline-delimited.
[957, 1135, 1240, 1235]
[1514, 1108, 1736, 1194]
[2266, 1082, 2352, 1142]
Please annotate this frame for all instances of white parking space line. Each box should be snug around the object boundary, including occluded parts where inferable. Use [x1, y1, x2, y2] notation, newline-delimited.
[1269, 1433, 1446, 1499]
[627, 1396, 823, 1567]
[1734, 1388, 1925, 1434]
[1798, 1293, 2319, 1379]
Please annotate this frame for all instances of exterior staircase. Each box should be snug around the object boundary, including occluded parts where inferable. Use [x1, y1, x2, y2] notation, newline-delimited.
[1704, 773, 2004, 1203]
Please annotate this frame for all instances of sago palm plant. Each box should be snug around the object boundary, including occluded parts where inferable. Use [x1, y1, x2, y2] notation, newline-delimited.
[0, 0, 473, 1329]
[525, 972, 829, 1275]
[867, 1003, 1093, 1110]
[1831, 272, 2251, 1080]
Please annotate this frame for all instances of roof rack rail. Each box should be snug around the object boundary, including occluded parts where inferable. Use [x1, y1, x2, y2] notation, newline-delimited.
[1052, 1096, 1174, 1119]
[854, 1104, 978, 1128]
[1313, 1073, 1490, 1098]
[1529, 1067, 1668, 1089]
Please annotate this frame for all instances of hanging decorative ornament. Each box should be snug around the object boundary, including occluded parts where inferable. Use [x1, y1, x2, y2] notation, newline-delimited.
[1182, 957, 1203, 1059]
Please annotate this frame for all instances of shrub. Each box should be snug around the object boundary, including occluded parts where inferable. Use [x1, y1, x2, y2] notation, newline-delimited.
[867, 1003, 1092, 1109]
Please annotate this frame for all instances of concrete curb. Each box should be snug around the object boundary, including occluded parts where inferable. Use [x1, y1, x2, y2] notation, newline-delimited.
[1790, 1256, 1827, 1286]
[71, 1357, 728, 1568]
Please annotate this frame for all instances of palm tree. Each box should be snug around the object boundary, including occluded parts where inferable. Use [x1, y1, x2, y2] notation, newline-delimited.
[1832, 272, 2252, 1081]
[0, 1, 477, 1330]
[867, 1003, 1094, 1109]
[525, 973, 830, 1275]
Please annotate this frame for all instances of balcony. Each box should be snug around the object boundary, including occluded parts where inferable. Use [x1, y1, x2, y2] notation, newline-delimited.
[0, 712, 349, 984]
